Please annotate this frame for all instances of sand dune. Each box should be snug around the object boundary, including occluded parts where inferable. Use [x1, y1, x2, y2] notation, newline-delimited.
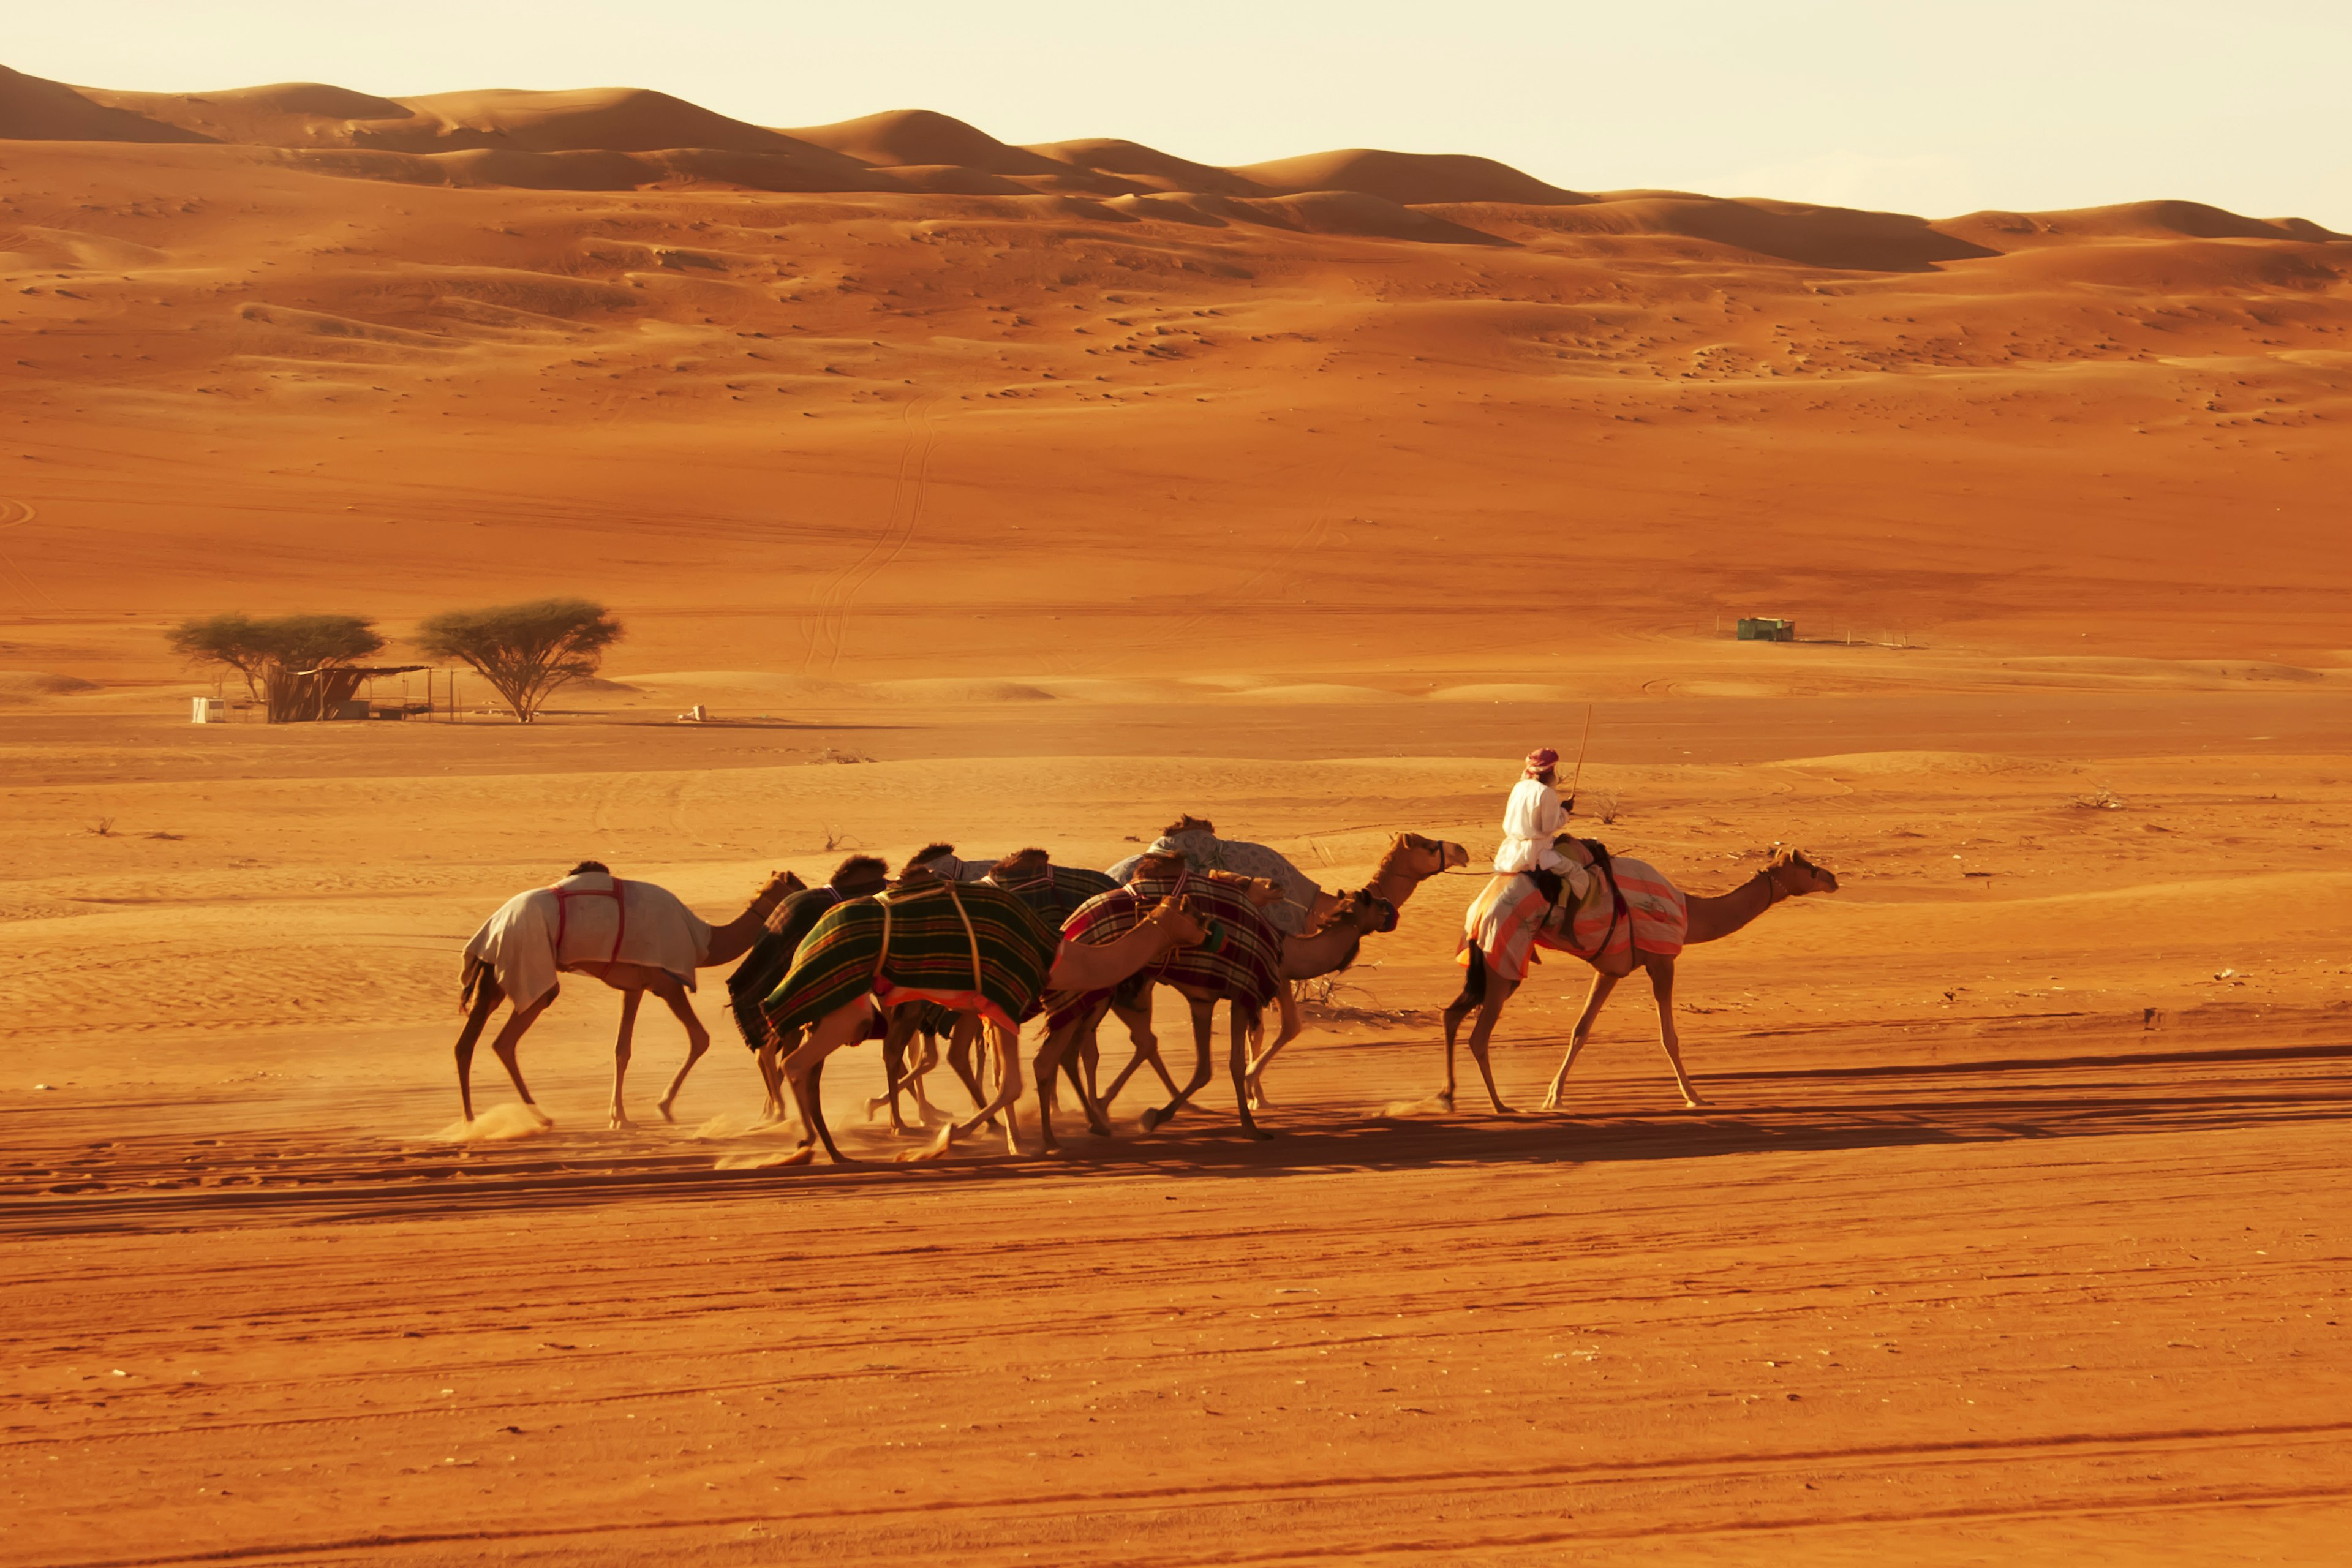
[1237, 147, 1590, 205]
[786, 107, 1074, 179]
[0, 62, 213, 142]
[1026, 135, 1268, 195]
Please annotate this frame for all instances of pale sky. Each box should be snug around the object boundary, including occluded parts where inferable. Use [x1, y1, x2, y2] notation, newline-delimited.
[13, 0, 2350, 227]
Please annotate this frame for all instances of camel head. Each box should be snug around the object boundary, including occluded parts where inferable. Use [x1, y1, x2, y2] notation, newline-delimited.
[1768, 846, 1839, 895]
[1338, 888, 1401, 933]
[987, 846, 1054, 889]
[1148, 895, 1210, 949]
[1237, 875, 1282, 909]
[755, 869, 807, 902]
[895, 842, 958, 884]
[1129, 849, 1189, 882]
[1378, 832, 1471, 891]
[1162, 814, 1215, 837]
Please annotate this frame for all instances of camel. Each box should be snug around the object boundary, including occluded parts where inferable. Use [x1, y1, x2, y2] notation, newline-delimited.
[1242, 831, 1469, 1104]
[1031, 857, 1295, 1144]
[726, 854, 892, 1125]
[1031, 882, 1400, 1153]
[861, 848, 1122, 1134]
[1438, 844, 1839, 1113]
[760, 876, 1207, 1165]
[454, 862, 803, 1128]
[1085, 831, 1468, 1112]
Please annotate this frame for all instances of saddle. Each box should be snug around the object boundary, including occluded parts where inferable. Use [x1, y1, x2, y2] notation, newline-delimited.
[1521, 839, 1630, 961]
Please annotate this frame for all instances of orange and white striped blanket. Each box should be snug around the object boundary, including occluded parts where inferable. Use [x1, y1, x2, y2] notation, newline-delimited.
[1458, 846, 1687, 982]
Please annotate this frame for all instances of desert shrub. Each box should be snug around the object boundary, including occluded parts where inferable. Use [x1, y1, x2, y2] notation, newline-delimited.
[166, 612, 385, 722]
[415, 598, 621, 725]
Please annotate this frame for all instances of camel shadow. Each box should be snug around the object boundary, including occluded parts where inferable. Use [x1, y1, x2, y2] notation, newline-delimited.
[21, 1036, 2344, 1234]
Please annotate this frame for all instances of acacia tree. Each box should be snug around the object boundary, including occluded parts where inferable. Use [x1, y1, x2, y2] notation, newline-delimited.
[415, 598, 622, 724]
[166, 612, 385, 722]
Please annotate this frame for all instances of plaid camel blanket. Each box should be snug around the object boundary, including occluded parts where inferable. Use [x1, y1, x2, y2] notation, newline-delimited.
[1044, 872, 1283, 1031]
[1458, 843, 1688, 983]
[908, 864, 1121, 1038]
[725, 885, 850, 1051]
[761, 880, 1061, 1036]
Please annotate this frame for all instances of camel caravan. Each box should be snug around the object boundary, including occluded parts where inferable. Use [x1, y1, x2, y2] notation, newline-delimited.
[452, 748, 1838, 1161]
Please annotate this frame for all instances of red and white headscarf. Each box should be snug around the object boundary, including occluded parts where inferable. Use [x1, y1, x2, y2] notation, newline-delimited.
[1525, 747, 1559, 778]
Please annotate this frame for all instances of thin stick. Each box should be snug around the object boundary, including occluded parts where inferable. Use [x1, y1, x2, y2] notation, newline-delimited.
[1567, 703, 1594, 806]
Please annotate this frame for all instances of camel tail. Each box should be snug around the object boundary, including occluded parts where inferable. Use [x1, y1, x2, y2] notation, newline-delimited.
[460, 955, 496, 1016]
[1452, 944, 1489, 1010]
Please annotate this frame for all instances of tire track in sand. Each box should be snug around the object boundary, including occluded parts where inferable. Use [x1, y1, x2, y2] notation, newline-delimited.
[799, 397, 942, 676]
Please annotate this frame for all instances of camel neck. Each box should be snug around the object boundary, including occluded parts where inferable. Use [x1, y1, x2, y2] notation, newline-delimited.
[1282, 921, 1366, 980]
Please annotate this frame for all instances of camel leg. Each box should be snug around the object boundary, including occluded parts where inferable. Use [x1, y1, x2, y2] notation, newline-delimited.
[935, 1017, 978, 1109]
[951, 1016, 1000, 1128]
[1032, 1022, 1074, 1155]
[647, 978, 710, 1124]
[863, 1012, 923, 1135]
[995, 1027, 1023, 1156]
[485, 989, 558, 1118]
[608, 989, 644, 1129]
[910, 1021, 1027, 1161]
[1063, 1008, 1112, 1135]
[1646, 957, 1709, 1109]
[755, 1040, 786, 1123]
[1543, 970, 1620, 1110]
[1101, 998, 1174, 1107]
[1230, 1003, 1270, 1140]
[780, 1001, 873, 1164]
[1139, 996, 1218, 1132]
[453, 973, 506, 1122]
[1460, 965, 1520, 1114]
[1437, 967, 1483, 1114]
[905, 1027, 946, 1127]
[1035, 1011, 1116, 1154]
[1244, 984, 1303, 1107]
[1076, 1013, 1102, 1105]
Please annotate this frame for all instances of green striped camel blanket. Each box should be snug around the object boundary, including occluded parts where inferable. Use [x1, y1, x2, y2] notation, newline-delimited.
[908, 864, 1121, 1039]
[726, 884, 854, 1052]
[1044, 872, 1282, 1032]
[761, 879, 1061, 1037]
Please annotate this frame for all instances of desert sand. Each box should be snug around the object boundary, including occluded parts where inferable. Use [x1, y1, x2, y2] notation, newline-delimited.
[3, 64, 2350, 1564]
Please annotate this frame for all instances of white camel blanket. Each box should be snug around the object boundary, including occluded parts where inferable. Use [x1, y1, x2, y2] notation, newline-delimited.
[461, 872, 713, 1009]
[1105, 831, 1323, 936]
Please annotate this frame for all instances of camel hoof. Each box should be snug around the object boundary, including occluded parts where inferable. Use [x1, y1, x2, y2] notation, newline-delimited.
[1681, 1096, 1713, 1110]
[1432, 1090, 1455, 1112]
[1138, 1106, 1166, 1132]
[770, 1146, 816, 1167]
[656, 1100, 677, 1124]
[1245, 1127, 1275, 1141]
[608, 1114, 637, 1131]
[862, 1098, 889, 1123]
[898, 1134, 956, 1163]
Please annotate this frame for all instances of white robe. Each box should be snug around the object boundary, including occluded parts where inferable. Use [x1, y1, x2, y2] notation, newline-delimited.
[1493, 778, 1587, 896]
